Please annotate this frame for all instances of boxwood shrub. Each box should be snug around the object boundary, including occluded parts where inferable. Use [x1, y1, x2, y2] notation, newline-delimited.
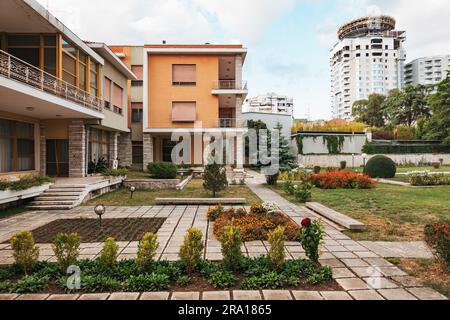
[147, 162, 178, 179]
[364, 155, 397, 178]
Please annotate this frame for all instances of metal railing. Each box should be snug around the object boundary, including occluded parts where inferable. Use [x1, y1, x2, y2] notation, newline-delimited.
[0, 50, 103, 113]
[218, 118, 245, 128]
[212, 80, 248, 90]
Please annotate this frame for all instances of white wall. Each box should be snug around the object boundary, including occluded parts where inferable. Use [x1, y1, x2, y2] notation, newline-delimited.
[294, 134, 368, 155]
[298, 153, 450, 168]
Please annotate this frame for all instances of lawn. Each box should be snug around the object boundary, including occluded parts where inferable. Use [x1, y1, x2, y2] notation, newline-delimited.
[388, 258, 450, 298]
[345, 165, 450, 174]
[86, 178, 261, 206]
[270, 182, 450, 241]
[0, 203, 29, 220]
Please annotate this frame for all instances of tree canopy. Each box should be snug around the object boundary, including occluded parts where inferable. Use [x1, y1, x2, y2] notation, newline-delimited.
[352, 93, 386, 127]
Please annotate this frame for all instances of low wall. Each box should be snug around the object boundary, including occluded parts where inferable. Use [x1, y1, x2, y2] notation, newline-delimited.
[298, 154, 450, 168]
[0, 183, 52, 205]
[124, 179, 180, 190]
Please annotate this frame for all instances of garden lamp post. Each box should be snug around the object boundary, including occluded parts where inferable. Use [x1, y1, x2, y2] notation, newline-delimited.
[130, 186, 136, 199]
[94, 204, 106, 228]
[362, 153, 368, 171]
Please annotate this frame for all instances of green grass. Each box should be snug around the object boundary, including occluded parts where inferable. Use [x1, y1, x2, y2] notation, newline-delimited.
[86, 178, 261, 206]
[0, 203, 29, 220]
[270, 182, 450, 241]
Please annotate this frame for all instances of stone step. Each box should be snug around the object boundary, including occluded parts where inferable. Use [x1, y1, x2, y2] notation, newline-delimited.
[305, 202, 365, 231]
[46, 188, 85, 192]
[30, 200, 76, 206]
[28, 205, 74, 210]
[155, 198, 246, 205]
[40, 192, 83, 197]
[35, 196, 80, 201]
[50, 184, 86, 189]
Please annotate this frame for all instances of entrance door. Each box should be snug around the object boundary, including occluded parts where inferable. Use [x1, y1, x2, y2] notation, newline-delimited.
[162, 139, 177, 162]
[46, 140, 69, 177]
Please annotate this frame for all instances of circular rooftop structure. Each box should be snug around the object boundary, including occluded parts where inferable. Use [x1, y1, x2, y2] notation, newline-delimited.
[338, 16, 396, 40]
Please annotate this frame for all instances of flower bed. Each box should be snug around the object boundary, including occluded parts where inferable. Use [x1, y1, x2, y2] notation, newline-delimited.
[211, 204, 301, 241]
[308, 170, 375, 189]
[408, 172, 450, 186]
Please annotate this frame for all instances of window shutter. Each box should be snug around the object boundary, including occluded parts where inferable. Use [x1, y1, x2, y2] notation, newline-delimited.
[172, 102, 196, 122]
[172, 65, 196, 83]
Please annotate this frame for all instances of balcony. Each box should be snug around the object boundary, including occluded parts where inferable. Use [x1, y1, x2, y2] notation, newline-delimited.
[212, 80, 248, 96]
[0, 50, 103, 116]
[217, 118, 244, 128]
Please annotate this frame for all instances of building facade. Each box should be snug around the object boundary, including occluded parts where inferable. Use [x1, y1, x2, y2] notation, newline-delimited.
[0, 0, 135, 180]
[110, 44, 248, 169]
[405, 55, 450, 86]
[246, 92, 293, 116]
[330, 16, 406, 120]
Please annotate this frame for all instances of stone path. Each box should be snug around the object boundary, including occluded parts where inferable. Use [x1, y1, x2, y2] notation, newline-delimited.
[0, 171, 446, 300]
[359, 241, 434, 259]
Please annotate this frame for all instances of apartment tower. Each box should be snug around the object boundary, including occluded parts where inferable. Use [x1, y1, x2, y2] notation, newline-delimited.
[330, 16, 406, 119]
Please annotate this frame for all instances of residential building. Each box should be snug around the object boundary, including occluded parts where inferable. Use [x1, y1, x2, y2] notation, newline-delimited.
[330, 15, 406, 120]
[405, 55, 450, 86]
[110, 44, 248, 168]
[0, 0, 136, 180]
[246, 92, 293, 115]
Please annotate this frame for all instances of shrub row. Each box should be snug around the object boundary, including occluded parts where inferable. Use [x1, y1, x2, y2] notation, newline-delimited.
[0, 175, 53, 192]
[362, 143, 450, 155]
[408, 172, 450, 186]
[424, 221, 450, 266]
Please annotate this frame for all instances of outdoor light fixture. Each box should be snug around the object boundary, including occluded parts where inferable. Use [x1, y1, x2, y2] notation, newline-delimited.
[130, 186, 136, 199]
[94, 204, 106, 227]
[362, 153, 368, 170]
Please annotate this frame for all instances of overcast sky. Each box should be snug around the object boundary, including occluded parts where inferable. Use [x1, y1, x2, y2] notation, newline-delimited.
[37, 0, 450, 120]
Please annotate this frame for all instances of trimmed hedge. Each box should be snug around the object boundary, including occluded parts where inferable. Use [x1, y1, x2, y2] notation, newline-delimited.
[424, 221, 450, 265]
[147, 162, 178, 179]
[364, 155, 396, 179]
[0, 175, 53, 192]
[362, 143, 450, 154]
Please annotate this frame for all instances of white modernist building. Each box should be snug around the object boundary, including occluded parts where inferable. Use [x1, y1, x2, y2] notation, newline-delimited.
[246, 92, 293, 116]
[330, 16, 406, 120]
[405, 55, 450, 86]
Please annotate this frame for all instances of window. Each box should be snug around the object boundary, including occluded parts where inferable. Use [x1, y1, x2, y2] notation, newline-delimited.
[90, 61, 99, 95]
[132, 142, 143, 164]
[0, 118, 35, 173]
[131, 103, 143, 123]
[104, 77, 112, 109]
[172, 64, 196, 85]
[89, 129, 109, 162]
[162, 139, 177, 162]
[113, 84, 123, 114]
[172, 102, 196, 122]
[131, 80, 143, 87]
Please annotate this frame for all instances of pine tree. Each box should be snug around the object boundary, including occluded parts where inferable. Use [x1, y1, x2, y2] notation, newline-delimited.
[274, 122, 297, 172]
[203, 161, 228, 197]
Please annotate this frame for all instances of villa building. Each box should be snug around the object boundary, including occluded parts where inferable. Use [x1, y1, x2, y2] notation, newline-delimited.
[110, 44, 248, 168]
[0, 0, 136, 180]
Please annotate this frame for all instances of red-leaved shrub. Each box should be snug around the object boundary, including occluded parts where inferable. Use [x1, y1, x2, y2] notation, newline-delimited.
[308, 170, 375, 189]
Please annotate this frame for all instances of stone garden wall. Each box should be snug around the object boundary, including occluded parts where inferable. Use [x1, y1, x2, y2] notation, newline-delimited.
[298, 153, 450, 168]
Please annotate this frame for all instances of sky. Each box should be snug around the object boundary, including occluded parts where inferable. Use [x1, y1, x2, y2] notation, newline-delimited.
[37, 0, 450, 120]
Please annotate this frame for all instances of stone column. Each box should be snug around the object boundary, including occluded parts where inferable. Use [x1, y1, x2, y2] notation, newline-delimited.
[235, 55, 243, 89]
[108, 132, 119, 165]
[39, 125, 46, 176]
[235, 96, 243, 128]
[117, 133, 132, 168]
[236, 133, 244, 169]
[68, 120, 86, 178]
[143, 133, 153, 171]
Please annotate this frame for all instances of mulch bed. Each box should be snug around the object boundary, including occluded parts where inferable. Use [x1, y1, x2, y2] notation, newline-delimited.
[19, 218, 166, 243]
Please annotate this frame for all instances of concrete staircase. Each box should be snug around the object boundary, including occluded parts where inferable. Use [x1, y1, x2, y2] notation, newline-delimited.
[29, 184, 87, 210]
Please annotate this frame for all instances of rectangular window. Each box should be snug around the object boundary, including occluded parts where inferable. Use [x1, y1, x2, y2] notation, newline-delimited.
[90, 61, 99, 95]
[0, 118, 35, 173]
[132, 142, 143, 164]
[113, 83, 123, 114]
[172, 102, 196, 122]
[104, 77, 112, 109]
[172, 64, 196, 85]
[89, 129, 110, 162]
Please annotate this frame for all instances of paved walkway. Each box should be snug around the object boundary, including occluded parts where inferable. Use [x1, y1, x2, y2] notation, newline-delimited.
[359, 241, 434, 259]
[0, 171, 446, 300]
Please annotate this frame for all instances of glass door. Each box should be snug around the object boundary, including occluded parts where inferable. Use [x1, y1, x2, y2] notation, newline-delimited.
[46, 140, 69, 177]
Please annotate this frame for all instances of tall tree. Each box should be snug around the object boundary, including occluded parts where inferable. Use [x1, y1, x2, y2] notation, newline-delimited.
[423, 76, 450, 144]
[274, 122, 297, 172]
[382, 85, 431, 127]
[245, 120, 271, 169]
[352, 93, 386, 127]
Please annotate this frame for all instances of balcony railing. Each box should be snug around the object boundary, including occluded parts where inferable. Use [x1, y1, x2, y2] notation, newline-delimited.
[217, 118, 244, 128]
[212, 80, 248, 90]
[0, 50, 103, 113]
